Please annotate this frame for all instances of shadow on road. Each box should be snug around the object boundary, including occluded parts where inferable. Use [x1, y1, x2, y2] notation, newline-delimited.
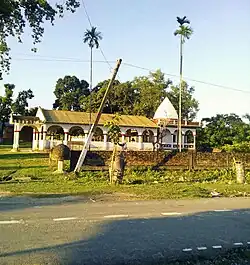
[0, 208, 250, 264]
[0, 195, 90, 212]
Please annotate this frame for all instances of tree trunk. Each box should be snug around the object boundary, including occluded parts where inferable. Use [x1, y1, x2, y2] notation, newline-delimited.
[89, 47, 93, 127]
[235, 161, 245, 184]
[178, 34, 183, 152]
[0, 122, 4, 144]
[109, 145, 125, 184]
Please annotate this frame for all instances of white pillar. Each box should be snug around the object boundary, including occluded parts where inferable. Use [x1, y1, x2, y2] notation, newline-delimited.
[171, 134, 174, 149]
[12, 126, 20, 151]
[38, 129, 41, 150]
[103, 133, 108, 150]
[182, 134, 185, 149]
[43, 130, 47, 149]
[84, 132, 88, 142]
[63, 131, 69, 145]
[121, 134, 125, 142]
[16, 131, 20, 150]
[32, 129, 38, 150]
[84, 132, 89, 148]
[138, 134, 143, 150]
[193, 133, 196, 150]
[39, 128, 46, 151]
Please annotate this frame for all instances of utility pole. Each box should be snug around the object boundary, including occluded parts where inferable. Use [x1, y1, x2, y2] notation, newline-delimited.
[74, 59, 122, 173]
[178, 34, 183, 152]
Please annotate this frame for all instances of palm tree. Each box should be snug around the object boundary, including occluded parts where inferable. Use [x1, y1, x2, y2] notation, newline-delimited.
[174, 16, 193, 152]
[83, 26, 102, 125]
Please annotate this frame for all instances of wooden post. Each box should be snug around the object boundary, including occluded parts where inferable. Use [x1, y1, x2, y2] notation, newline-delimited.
[233, 157, 246, 184]
[188, 152, 193, 170]
[74, 59, 122, 173]
[226, 153, 229, 169]
[57, 160, 64, 173]
[235, 161, 245, 184]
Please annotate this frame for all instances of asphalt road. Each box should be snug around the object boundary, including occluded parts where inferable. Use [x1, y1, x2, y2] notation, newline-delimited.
[0, 196, 250, 265]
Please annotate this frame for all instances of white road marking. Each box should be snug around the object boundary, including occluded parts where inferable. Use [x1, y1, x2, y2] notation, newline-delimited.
[0, 220, 21, 224]
[104, 214, 129, 218]
[161, 212, 182, 216]
[214, 209, 231, 212]
[53, 217, 78, 221]
[212, 245, 222, 249]
[197, 247, 207, 250]
[233, 242, 243, 246]
[183, 248, 192, 252]
[247, 242, 250, 244]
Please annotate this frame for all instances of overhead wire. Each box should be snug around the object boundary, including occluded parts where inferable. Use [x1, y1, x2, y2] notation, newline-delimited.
[81, 0, 114, 74]
[10, 53, 250, 95]
[122, 62, 250, 94]
[12, 57, 115, 64]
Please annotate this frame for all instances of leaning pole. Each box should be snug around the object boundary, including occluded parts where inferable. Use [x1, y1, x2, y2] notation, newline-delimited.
[74, 59, 122, 173]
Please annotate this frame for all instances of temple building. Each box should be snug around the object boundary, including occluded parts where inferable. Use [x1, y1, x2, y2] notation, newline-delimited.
[9, 97, 199, 151]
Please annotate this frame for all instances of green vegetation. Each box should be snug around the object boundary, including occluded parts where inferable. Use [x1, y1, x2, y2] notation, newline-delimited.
[0, 0, 80, 78]
[197, 113, 250, 151]
[1, 150, 250, 199]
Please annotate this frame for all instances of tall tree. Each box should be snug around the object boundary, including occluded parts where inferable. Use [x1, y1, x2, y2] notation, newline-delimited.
[83, 26, 102, 123]
[174, 16, 193, 151]
[132, 69, 172, 118]
[25, 107, 38, 116]
[104, 114, 125, 184]
[0, 83, 14, 124]
[53, 75, 89, 111]
[167, 81, 199, 121]
[197, 114, 250, 150]
[81, 80, 138, 115]
[12, 89, 34, 115]
[0, 0, 80, 79]
[0, 84, 34, 140]
[0, 83, 14, 141]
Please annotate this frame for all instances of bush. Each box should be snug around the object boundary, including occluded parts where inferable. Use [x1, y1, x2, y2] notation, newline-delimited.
[222, 142, 250, 153]
[124, 168, 239, 184]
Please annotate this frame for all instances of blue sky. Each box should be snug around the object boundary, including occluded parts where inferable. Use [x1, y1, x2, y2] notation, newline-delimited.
[1, 0, 250, 121]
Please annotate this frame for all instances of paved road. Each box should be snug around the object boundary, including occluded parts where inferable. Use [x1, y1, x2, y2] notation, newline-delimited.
[0, 196, 250, 264]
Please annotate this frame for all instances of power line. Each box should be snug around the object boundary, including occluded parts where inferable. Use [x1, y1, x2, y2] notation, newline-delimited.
[81, 0, 113, 73]
[123, 63, 179, 78]
[10, 54, 250, 95]
[122, 62, 250, 94]
[81, 0, 93, 28]
[12, 57, 115, 63]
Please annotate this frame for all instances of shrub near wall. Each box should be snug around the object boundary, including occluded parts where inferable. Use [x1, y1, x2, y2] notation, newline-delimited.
[195, 152, 250, 170]
[70, 150, 190, 170]
[70, 150, 250, 171]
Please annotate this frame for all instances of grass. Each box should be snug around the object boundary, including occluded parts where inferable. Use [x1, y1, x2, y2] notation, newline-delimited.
[0, 148, 250, 199]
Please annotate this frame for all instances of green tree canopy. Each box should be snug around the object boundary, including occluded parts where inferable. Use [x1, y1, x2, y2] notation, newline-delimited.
[0, 0, 80, 78]
[197, 113, 250, 150]
[25, 107, 38, 116]
[0, 83, 14, 123]
[83, 26, 102, 49]
[81, 80, 138, 115]
[55, 70, 199, 120]
[12, 89, 34, 115]
[132, 69, 172, 118]
[0, 83, 34, 137]
[53, 75, 90, 111]
[167, 81, 199, 121]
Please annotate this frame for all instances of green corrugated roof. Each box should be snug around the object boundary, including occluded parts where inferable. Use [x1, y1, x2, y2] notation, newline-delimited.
[42, 109, 158, 128]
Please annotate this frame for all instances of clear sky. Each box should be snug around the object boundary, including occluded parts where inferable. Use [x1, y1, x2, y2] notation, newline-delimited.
[1, 0, 250, 121]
